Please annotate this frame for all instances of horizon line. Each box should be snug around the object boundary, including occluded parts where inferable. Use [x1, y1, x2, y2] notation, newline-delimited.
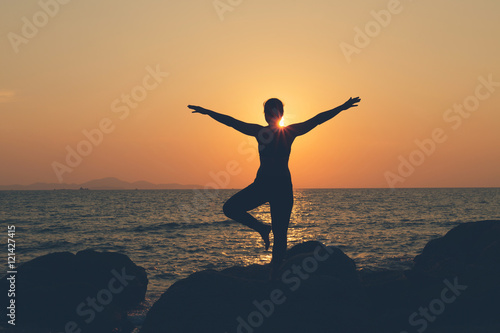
[1, 186, 499, 191]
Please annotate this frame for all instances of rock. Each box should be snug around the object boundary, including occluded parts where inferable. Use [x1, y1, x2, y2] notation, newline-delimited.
[280, 241, 359, 285]
[406, 220, 500, 331]
[141, 224, 500, 333]
[141, 241, 369, 333]
[371, 220, 500, 332]
[365, 220, 500, 332]
[0, 250, 147, 333]
[413, 220, 500, 277]
[76, 249, 148, 309]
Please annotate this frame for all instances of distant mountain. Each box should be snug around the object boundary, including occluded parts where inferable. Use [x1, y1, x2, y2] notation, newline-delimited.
[0, 177, 203, 190]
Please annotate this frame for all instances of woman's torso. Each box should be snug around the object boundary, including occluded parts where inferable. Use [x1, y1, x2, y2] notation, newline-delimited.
[255, 126, 296, 180]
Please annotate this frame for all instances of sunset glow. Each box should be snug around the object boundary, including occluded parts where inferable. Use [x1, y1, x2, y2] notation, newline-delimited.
[0, 1, 499, 189]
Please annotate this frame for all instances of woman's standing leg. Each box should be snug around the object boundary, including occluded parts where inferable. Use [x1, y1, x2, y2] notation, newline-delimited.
[269, 181, 294, 279]
[222, 182, 272, 250]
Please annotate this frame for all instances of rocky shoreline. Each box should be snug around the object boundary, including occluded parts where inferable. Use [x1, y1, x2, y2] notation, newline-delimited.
[2, 220, 499, 333]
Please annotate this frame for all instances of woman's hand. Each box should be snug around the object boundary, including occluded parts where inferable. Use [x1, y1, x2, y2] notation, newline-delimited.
[188, 105, 211, 115]
[342, 97, 361, 110]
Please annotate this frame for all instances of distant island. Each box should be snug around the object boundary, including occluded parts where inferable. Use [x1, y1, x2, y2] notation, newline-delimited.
[0, 177, 204, 190]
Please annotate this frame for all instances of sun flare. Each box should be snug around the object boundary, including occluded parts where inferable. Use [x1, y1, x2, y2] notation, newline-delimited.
[279, 117, 285, 127]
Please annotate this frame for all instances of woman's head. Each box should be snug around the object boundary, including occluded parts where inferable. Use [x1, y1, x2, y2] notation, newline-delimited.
[263, 98, 284, 125]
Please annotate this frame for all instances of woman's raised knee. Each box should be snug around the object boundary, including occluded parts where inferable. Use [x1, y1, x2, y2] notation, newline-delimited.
[223, 200, 238, 219]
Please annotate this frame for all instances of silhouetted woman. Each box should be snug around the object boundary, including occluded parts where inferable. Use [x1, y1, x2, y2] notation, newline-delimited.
[188, 96, 360, 278]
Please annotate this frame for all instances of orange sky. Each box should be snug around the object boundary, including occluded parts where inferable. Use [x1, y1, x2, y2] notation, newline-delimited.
[1, 0, 499, 188]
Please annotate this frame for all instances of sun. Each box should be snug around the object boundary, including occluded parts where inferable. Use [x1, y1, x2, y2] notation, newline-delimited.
[279, 117, 285, 127]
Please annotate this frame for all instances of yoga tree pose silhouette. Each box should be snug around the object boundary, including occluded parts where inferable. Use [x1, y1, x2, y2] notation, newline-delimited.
[189, 96, 360, 278]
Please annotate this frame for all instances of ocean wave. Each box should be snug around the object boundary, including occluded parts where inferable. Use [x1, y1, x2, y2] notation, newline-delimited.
[132, 222, 182, 232]
[153, 272, 178, 279]
[131, 220, 233, 232]
[1, 218, 25, 224]
[18, 240, 76, 255]
[61, 204, 84, 209]
[38, 240, 74, 250]
[37, 225, 74, 233]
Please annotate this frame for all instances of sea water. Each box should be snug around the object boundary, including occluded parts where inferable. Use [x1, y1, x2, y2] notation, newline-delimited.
[1, 188, 499, 321]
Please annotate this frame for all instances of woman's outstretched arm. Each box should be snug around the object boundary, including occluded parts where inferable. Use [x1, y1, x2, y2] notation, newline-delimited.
[288, 97, 360, 136]
[188, 105, 263, 136]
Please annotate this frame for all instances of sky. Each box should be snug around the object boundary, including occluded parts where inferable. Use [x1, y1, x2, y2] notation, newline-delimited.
[1, 0, 499, 189]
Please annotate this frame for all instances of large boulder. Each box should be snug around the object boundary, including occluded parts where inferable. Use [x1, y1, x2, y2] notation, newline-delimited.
[141, 241, 369, 333]
[403, 220, 500, 331]
[413, 220, 500, 277]
[360, 221, 500, 332]
[0, 250, 148, 333]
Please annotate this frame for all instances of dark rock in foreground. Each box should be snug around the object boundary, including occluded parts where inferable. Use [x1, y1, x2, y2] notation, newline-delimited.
[414, 219, 500, 276]
[0, 250, 148, 333]
[141, 241, 370, 333]
[3, 220, 498, 332]
[368, 220, 500, 333]
[141, 221, 500, 333]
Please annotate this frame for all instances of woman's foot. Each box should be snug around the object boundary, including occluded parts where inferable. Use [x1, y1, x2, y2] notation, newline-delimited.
[259, 225, 272, 251]
[268, 259, 284, 281]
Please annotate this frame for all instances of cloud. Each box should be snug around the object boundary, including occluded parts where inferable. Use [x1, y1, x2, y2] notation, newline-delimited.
[0, 90, 15, 103]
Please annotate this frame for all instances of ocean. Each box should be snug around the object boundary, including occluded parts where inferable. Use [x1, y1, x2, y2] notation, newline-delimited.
[1, 188, 499, 323]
